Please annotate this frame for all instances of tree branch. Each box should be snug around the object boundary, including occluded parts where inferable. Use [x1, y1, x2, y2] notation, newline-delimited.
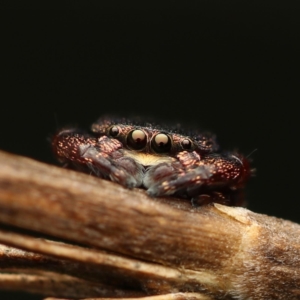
[0, 150, 300, 299]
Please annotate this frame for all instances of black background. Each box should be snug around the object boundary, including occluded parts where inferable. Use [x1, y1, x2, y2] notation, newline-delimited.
[1, 6, 299, 299]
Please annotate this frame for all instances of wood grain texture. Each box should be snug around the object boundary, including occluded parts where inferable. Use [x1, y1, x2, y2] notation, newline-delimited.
[0, 150, 300, 299]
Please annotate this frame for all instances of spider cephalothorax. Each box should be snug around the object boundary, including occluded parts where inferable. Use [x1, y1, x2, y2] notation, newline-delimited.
[52, 117, 251, 206]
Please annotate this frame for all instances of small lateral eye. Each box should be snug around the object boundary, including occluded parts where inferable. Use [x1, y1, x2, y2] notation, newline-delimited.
[127, 129, 147, 150]
[181, 138, 192, 149]
[152, 133, 171, 153]
[109, 126, 120, 137]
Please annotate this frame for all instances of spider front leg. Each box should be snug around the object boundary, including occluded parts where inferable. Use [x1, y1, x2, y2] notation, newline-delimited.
[143, 151, 248, 204]
[52, 129, 144, 188]
[143, 162, 214, 197]
[143, 151, 208, 196]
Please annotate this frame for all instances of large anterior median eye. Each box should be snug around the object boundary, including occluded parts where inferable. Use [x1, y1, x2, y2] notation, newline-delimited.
[152, 133, 171, 153]
[127, 129, 147, 150]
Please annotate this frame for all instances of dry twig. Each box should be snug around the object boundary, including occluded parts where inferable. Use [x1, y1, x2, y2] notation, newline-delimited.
[0, 150, 300, 299]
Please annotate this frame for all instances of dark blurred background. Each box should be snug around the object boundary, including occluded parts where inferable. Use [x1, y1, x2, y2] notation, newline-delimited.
[1, 6, 299, 299]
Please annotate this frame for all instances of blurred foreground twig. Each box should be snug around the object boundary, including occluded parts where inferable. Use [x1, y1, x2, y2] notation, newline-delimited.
[0, 150, 300, 300]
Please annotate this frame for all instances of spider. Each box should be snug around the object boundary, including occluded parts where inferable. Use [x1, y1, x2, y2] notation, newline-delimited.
[52, 116, 251, 206]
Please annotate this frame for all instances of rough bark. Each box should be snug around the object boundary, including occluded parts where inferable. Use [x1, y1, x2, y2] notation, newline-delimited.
[0, 150, 299, 299]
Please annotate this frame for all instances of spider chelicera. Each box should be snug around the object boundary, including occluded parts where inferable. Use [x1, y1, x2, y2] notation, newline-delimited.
[52, 116, 251, 206]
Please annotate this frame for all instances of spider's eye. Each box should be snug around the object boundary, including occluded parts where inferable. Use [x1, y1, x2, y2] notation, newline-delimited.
[127, 129, 147, 150]
[109, 126, 120, 137]
[152, 133, 171, 153]
[181, 138, 192, 149]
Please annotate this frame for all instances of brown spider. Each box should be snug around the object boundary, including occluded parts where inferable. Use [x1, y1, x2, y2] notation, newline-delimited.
[52, 116, 251, 206]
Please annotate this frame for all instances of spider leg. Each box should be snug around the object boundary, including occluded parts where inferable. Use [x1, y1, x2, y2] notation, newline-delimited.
[191, 192, 228, 206]
[83, 148, 144, 188]
[192, 189, 246, 207]
[144, 163, 214, 197]
[143, 151, 208, 196]
[143, 151, 202, 194]
[144, 152, 246, 198]
[52, 130, 144, 188]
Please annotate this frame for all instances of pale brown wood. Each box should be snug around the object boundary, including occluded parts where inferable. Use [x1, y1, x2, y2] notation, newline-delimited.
[0, 272, 130, 299]
[44, 293, 212, 300]
[0, 150, 300, 299]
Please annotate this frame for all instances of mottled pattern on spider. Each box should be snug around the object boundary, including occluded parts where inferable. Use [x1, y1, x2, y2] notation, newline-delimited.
[52, 116, 251, 206]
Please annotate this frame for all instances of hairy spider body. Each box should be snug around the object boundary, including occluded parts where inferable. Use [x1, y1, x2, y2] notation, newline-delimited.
[52, 117, 251, 206]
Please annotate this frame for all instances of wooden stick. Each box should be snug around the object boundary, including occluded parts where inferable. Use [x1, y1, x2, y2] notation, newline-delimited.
[0, 150, 300, 299]
[44, 293, 212, 300]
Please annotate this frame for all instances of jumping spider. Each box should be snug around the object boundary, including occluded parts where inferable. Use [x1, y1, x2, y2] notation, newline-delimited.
[52, 116, 251, 206]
